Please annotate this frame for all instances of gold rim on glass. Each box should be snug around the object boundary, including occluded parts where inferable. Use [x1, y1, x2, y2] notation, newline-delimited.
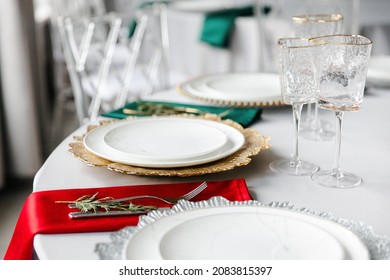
[309, 34, 373, 46]
[277, 37, 315, 49]
[292, 14, 343, 23]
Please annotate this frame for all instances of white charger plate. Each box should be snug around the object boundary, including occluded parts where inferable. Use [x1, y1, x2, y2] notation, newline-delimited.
[366, 55, 390, 87]
[84, 117, 245, 168]
[123, 203, 369, 260]
[178, 73, 282, 106]
[96, 198, 390, 260]
[103, 118, 227, 161]
[158, 213, 343, 260]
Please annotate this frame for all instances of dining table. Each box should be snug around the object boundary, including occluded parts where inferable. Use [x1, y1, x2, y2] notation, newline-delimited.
[23, 81, 390, 260]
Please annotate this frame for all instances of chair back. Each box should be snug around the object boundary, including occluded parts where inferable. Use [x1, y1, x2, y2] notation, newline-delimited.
[57, 7, 168, 124]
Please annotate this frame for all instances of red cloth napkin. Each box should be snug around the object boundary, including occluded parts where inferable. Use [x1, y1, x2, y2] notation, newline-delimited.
[4, 178, 251, 260]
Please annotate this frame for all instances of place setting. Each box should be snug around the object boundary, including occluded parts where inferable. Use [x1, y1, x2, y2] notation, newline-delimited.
[6, 36, 390, 262]
[4, 3, 390, 280]
[8, 174, 389, 260]
[101, 99, 262, 128]
[4, 178, 253, 260]
[68, 113, 270, 177]
[11, 176, 385, 261]
[55, 19, 388, 261]
[176, 72, 284, 107]
[95, 196, 390, 260]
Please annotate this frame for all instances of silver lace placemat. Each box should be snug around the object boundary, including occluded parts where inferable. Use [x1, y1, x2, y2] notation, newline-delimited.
[95, 197, 390, 260]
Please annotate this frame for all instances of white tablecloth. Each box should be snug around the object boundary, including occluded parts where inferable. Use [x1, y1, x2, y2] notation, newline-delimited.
[32, 85, 390, 259]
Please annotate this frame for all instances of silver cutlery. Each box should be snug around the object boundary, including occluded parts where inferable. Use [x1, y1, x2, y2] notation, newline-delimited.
[122, 102, 232, 118]
[69, 208, 170, 219]
[68, 181, 208, 218]
[68, 181, 208, 209]
[122, 102, 207, 116]
[123, 106, 205, 115]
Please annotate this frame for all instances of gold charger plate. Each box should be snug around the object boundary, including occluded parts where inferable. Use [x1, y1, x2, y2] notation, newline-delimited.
[68, 114, 270, 177]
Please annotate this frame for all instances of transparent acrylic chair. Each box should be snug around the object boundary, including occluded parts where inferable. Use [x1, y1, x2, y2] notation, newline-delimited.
[57, 8, 170, 125]
[49, 0, 108, 145]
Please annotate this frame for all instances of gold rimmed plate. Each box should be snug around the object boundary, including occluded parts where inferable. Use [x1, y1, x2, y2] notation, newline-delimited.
[68, 114, 270, 177]
[177, 72, 284, 107]
[84, 117, 243, 168]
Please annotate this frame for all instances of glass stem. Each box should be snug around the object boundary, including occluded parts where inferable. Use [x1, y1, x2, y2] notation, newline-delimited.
[332, 111, 344, 178]
[313, 102, 319, 129]
[291, 104, 303, 167]
[305, 103, 312, 124]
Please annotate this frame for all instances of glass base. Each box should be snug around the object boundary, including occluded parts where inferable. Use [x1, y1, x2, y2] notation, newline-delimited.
[311, 170, 362, 188]
[270, 159, 319, 176]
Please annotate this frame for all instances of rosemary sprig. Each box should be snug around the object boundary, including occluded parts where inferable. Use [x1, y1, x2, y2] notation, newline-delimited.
[123, 101, 208, 116]
[56, 192, 158, 213]
[123, 102, 232, 118]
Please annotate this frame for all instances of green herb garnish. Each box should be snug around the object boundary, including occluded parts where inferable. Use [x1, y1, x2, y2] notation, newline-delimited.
[56, 193, 158, 213]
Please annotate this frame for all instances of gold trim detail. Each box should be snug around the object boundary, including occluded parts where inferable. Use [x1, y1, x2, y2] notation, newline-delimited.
[309, 34, 373, 46]
[292, 14, 343, 23]
[68, 114, 270, 177]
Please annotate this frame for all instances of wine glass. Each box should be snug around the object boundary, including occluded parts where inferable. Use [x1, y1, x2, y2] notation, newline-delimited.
[270, 38, 319, 176]
[292, 14, 344, 141]
[310, 34, 372, 188]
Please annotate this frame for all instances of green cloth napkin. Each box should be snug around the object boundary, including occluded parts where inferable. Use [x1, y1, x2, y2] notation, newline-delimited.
[102, 101, 261, 128]
[200, 6, 254, 48]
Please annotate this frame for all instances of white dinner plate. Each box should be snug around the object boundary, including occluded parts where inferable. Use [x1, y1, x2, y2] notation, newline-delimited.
[366, 55, 390, 87]
[124, 205, 369, 260]
[178, 73, 282, 105]
[103, 118, 227, 161]
[83, 117, 245, 168]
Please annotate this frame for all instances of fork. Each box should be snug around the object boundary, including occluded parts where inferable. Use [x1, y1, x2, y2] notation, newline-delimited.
[68, 181, 208, 209]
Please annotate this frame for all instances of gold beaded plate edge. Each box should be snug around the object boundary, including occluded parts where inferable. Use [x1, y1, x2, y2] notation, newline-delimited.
[68, 114, 270, 177]
[176, 73, 285, 108]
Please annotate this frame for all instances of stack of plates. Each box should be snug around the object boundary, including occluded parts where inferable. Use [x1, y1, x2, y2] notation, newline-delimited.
[125, 206, 368, 260]
[83, 117, 245, 168]
[96, 198, 384, 260]
[366, 55, 390, 87]
[177, 73, 283, 106]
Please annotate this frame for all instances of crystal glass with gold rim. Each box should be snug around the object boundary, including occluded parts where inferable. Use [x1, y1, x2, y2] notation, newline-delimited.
[269, 38, 319, 176]
[293, 14, 344, 141]
[310, 34, 372, 188]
